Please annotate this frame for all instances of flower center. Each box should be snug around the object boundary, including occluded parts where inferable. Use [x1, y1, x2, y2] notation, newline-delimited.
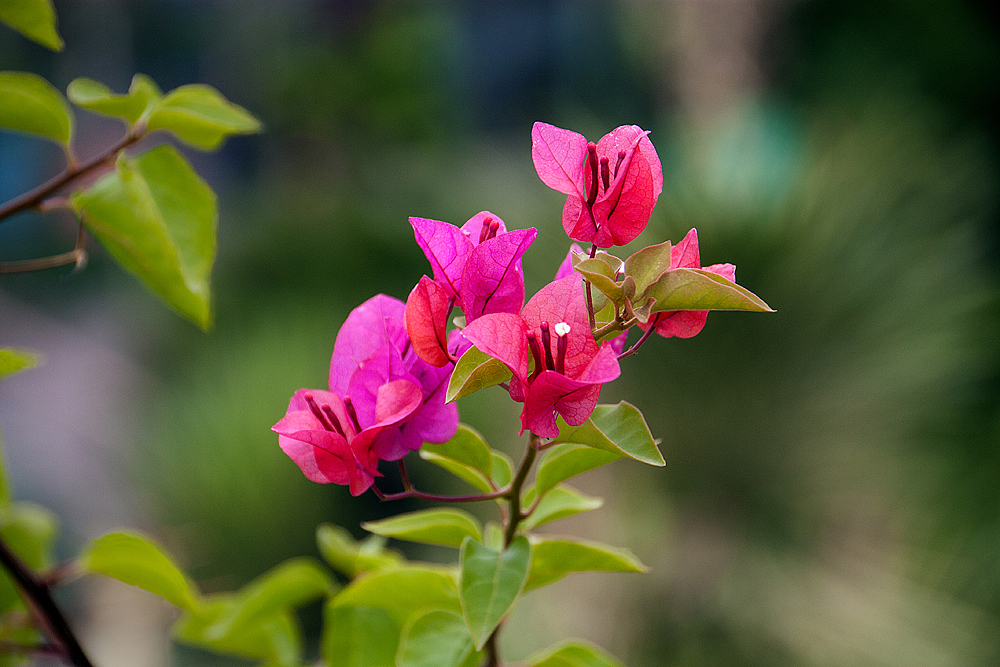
[304, 392, 360, 439]
[478, 215, 501, 243]
[526, 320, 570, 378]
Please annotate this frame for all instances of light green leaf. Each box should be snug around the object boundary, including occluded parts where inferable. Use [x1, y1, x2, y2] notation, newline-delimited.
[527, 639, 625, 667]
[363, 508, 483, 549]
[0, 502, 58, 612]
[67, 74, 162, 124]
[316, 524, 403, 579]
[0, 349, 39, 382]
[419, 424, 493, 491]
[397, 609, 481, 667]
[459, 536, 531, 650]
[205, 557, 334, 640]
[174, 595, 300, 667]
[73, 144, 216, 329]
[491, 450, 513, 488]
[553, 402, 664, 467]
[79, 531, 199, 612]
[525, 536, 647, 592]
[575, 257, 627, 306]
[0, 71, 72, 146]
[446, 346, 512, 403]
[0, 0, 62, 50]
[535, 444, 621, 497]
[145, 84, 261, 150]
[419, 452, 493, 493]
[522, 485, 603, 530]
[323, 603, 399, 667]
[623, 240, 672, 296]
[333, 564, 461, 626]
[644, 267, 773, 313]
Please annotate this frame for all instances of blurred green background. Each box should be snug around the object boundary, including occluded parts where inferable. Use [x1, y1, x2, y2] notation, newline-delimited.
[2, 0, 999, 665]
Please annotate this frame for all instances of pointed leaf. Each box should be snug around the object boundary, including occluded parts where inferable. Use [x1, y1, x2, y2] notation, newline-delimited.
[527, 639, 625, 667]
[535, 444, 621, 496]
[446, 346, 512, 403]
[73, 145, 216, 329]
[316, 524, 403, 579]
[0, 71, 72, 146]
[0, 0, 62, 50]
[145, 84, 260, 150]
[645, 267, 773, 312]
[363, 509, 483, 549]
[419, 452, 493, 493]
[522, 485, 603, 529]
[624, 240, 672, 295]
[525, 536, 647, 591]
[323, 604, 399, 667]
[79, 531, 200, 612]
[459, 536, 531, 650]
[575, 257, 626, 306]
[421, 424, 492, 478]
[553, 401, 663, 466]
[333, 565, 461, 625]
[490, 450, 513, 488]
[174, 595, 300, 666]
[397, 609, 482, 667]
[67, 74, 161, 124]
[0, 348, 38, 382]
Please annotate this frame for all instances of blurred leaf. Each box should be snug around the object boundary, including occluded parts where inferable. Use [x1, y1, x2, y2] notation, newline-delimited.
[644, 268, 773, 314]
[553, 402, 664, 466]
[0, 502, 58, 612]
[205, 557, 334, 640]
[522, 484, 603, 529]
[397, 609, 481, 667]
[491, 450, 513, 488]
[0, 349, 38, 383]
[526, 639, 625, 667]
[317, 524, 403, 579]
[363, 508, 483, 549]
[459, 536, 530, 650]
[67, 74, 162, 124]
[446, 346, 512, 403]
[624, 240, 672, 295]
[0, 0, 62, 50]
[79, 531, 199, 612]
[0, 71, 72, 146]
[419, 451, 493, 493]
[333, 564, 460, 625]
[535, 444, 621, 497]
[323, 603, 399, 667]
[525, 536, 647, 592]
[73, 145, 216, 329]
[146, 84, 261, 150]
[174, 595, 300, 666]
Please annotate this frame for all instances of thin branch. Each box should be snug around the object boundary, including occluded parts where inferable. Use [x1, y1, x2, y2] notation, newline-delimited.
[617, 315, 659, 359]
[0, 220, 88, 275]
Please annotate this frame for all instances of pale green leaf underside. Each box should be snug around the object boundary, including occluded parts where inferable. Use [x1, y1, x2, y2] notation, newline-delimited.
[145, 84, 261, 150]
[0, 0, 62, 50]
[646, 267, 773, 313]
[362, 508, 483, 549]
[0, 71, 72, 145]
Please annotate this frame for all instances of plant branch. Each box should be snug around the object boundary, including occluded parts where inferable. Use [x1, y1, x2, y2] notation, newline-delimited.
[584, 244, 597, 330]
[0, 537, 95, 667]
[371, 462, 509, 503]
[617, 314, 659, 359]
[0, 221, 88, 275]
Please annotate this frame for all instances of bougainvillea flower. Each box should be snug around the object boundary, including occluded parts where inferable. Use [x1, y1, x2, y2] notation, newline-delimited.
[404, 275, 453, 367]
[463, 274, 621, 437]
[532, 122, 663, 248]
[272, 386, 421, 496]
[642, 228, 737, 339]
[554, 243, 629, 355]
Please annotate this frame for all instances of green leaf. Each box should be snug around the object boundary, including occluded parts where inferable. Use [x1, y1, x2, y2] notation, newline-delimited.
[0, 348, 38, 382]
[174, 595, 300, 667]
[459, 536, 531, 650]
[317, 524, 403, 579]
[623, 240, 672, 296]
[491, 450, 513, 488]
[644, 267, 773, 314]
[67, 74, 162, 124]
[0, 71, 72, 146]
[397, 609, 482, 667]
[446, 346, 512, 403]
[0, 502, 58, 612]
[525, 537, 647, 592]
[522, 485, 603, 530]
[323, 603, 399, 667]
[73, 145, 216, 329]
[419, 452, 493, 493]
[204, 558, 334, 640]
[145, 84, 261, 150]
[79, 531, 200, 612]
[535, 444, 622, 497]
[363, 509, 483, 549]
[419, 424, 494, 491]
[333, 564, 461, 626]
[527, 639, 625, 667]
[553, 402, 664, 467]
[0, 0, 62, 50]
[575, 257, 627, 307]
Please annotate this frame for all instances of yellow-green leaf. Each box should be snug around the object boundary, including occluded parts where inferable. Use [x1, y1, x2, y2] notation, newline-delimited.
[0, 71, 72, 146]
[0, 0, 62, 50]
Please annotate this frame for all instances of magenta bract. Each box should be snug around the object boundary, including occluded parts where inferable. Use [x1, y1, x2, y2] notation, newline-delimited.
[532, 122, 663, 248]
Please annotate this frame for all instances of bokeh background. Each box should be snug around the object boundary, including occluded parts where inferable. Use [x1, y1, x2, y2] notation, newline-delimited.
[2, 1, 999, 665]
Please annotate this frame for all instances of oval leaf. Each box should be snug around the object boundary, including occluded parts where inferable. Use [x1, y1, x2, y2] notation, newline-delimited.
[459, 536, 531, 650]
[0, 0, 62, 50]
[522, 484, 603, 530]
[67, 74, 161, 124]
[333, 565, 461, 625]
[490, 450, 513, 488]
[73, 145, 216, 329]
[0, 71, 72, 146]
[446, 346, 512, 403]
[553, 401, 663, 466]
[145, 84, 261, 150]
[645, 267, 773, 312]
[575, 257, 626, 306]
[525, 536, 647, 592]
[363, 508, 483, 549]
[527, 639, 625, 667]
[174, 596, 300, 666]
[324, 603, 399, 667]
[0, 348, 39, 382]
[397, 609, 481, 667]
[79, 531, 199, 612]
[317, 524, 403, 579]
[421, 424, 492, 477]
[535, 444, 621, 497]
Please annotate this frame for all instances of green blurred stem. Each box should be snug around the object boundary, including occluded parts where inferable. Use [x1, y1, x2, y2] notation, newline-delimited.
[0, 131, 141, 223]
[0, 537, 95, 667]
